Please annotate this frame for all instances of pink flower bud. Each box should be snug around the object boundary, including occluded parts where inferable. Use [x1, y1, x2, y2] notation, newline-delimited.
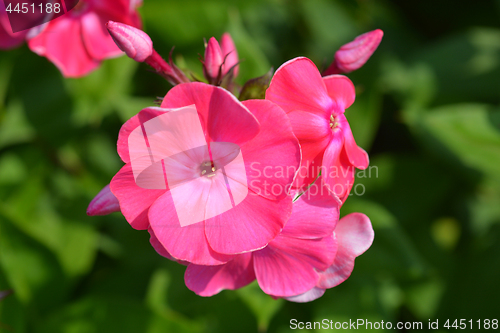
[221, 33, 239, 77]
[106, 21, 153, 62]
[204, 37, 224, 82]
[324, 29, 383, 75]
[87, 184, 120, 216]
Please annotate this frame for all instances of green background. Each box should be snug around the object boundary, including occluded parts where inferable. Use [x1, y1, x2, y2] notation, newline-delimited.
[1, 0, 500, 332]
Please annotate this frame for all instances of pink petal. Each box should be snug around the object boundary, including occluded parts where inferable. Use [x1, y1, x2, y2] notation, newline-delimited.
[205, 192, 292, 255]
[161, 83, 260, 145]
[28, 17, 100, 77]
[292, 152, 322, 191]
[25, 24, 47, 54]
[336, 213, 374, 256]
[148, 227, 176, 260]
[336, 150, 356, 204]
[81, 12, 122, 61]
[266, 57, 332, 117]
[281, 182, 339, 239]
[322, 75, 356, 109]
[110, 163, 166, 230]
[241, 99, 301, 200]
[148, 190, 234, 265]
[220, 32, 239, 77]
[253, 235, 336, 297]
[162, 167, 239, 227]
[286, 110, 331, 189]
[337, 114, 369, 170]
[148, 227, 189, 265]
[87, 184, 120, 216]
[117, 107, 167, 164]
[185, 253, 255, 296]
[287, 110, 331, 164]
[129, 106, 211, 192]
[285, 287, 326, 303]
[317, 213, 374, 289]
[321, 131, 352, 200]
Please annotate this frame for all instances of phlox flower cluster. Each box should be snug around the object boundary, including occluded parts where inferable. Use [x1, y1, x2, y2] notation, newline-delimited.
[88, 22, 383, 302]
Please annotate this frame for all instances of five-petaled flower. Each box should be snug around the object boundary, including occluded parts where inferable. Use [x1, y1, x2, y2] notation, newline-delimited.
[266, 57, 369, 202]
[110, 82, 301, 265]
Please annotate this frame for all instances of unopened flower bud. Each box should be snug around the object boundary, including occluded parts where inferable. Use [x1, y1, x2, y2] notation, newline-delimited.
[324, 29, 383, 75]
[203, 37, 224, 83]
[87, 184, 120, 216]
[106, 21, 153, 62]
[220, 33, 239, 77]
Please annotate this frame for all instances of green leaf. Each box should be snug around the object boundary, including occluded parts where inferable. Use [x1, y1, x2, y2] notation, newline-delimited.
[38, 296, 151, 333]
[300, 0, 357, 61]
[226, 9, 271, 84]
[413, 28, 500, 103]
[380, 57, 437, 109]
[115, 97, 156, 123]
[143, 0, 228, 47]
[236, 281, 284, 332]
[239, 67, 273, 101]
[414, 104, 500, 180]
[1, 172, 98, 277]
[65, 56, 139, 126]
[467, 176, 500, 234]
[341, 199, 428, 279]
[0, 218, 66, 304]
[345, 86, 383, 150]
[406, 278, 445, 319]
[0, 153, 27, 185]
[0, 100, 36, 149]
[145, 269, 205, 333]
[0, 284, 27, 333]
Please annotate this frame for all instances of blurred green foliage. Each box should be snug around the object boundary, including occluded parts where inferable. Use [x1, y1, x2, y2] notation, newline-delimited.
[1, 0, 500, 332]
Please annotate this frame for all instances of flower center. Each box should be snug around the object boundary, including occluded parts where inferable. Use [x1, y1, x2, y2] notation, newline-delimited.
[330, 114, 340, 130]
[200, 161, 217, 178]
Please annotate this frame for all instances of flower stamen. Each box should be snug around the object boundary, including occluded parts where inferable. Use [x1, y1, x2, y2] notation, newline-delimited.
[201, 161, 217, 177]
[329, 115, 339, 130]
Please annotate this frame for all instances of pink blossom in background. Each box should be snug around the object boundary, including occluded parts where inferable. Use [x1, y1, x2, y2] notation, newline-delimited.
[0, 2, 27, 49]
[266, 57, 369, 202]
[27, 0, 142, 77]
[323, 29, 384, 75]
[110, 82, 301, 265]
